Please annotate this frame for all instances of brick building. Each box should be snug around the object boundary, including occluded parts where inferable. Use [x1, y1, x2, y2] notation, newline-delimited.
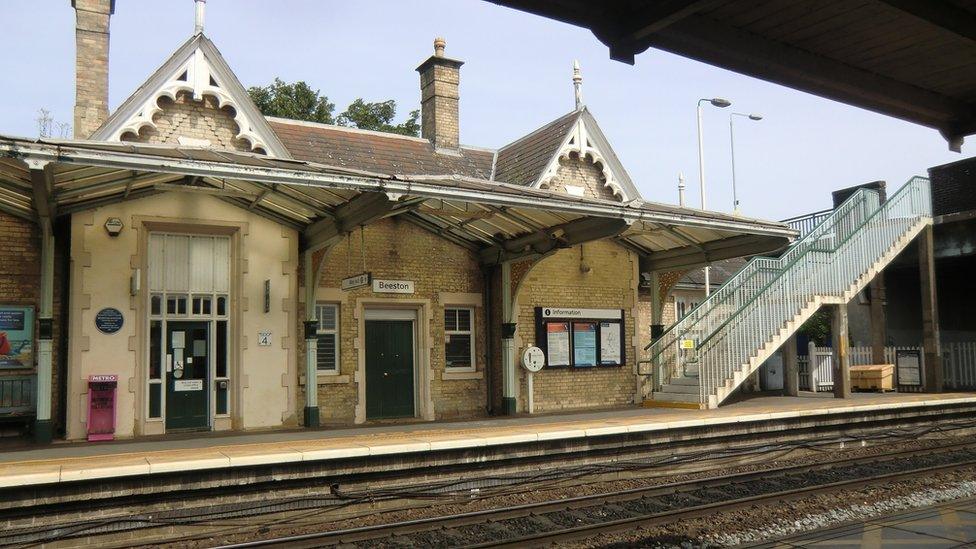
[0, 1, 793, 441]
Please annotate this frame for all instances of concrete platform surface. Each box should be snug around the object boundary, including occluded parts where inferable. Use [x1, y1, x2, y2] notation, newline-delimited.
[1, 392, 973, 489]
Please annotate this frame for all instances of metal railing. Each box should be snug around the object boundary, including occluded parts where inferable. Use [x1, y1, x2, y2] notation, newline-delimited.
[783, 208, 833, 238]
[644, 177, 931, 406]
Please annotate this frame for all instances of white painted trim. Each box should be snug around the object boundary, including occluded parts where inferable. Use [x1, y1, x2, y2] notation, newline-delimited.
[364, 308, 419, 321]
[536, 115, 627, 201]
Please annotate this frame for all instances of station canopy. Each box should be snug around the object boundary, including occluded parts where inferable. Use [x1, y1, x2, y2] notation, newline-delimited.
[487, 0, 976, 151]
[0, 135, 795, 272]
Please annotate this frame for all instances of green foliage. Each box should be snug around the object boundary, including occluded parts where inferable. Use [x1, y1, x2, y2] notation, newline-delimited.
[337, 99, 420, 136]
[798, 308, 832, 346]
[248, 79, 420, 137]
[247, 78, 335, 124]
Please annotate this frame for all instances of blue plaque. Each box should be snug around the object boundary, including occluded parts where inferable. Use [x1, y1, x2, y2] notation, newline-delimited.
[94, 308, 124, 335]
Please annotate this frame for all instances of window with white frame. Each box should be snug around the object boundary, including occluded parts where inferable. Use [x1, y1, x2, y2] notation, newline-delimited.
[444, 307, 475, 371]
[315, 303, 339, 373]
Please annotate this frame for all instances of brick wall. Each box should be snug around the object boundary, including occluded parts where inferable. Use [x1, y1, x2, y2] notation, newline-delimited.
[549, 154, 621, 201]
[300, 216, 487, 423]
[419, 61, 461, 150]
[0, 212, 65, 434]
[73, 0, 112, 138]
[513, 240, 638, 412]
[121, 91, 255, 152]
[929, 157, 976, 217]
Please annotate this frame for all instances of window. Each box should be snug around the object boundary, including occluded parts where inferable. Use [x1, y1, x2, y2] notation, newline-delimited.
[445, 307, 475, 371]
[315, 304, 339, 373]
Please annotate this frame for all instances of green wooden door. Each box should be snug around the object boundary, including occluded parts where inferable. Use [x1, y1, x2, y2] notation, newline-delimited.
[166, 321, 209, 430]
[365, 320, 415, 419]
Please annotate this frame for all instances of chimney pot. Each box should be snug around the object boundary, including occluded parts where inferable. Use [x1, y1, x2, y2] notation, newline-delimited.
[434, 37, 446, 57]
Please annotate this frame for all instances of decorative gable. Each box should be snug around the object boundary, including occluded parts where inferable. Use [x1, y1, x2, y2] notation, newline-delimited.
[90, 35, 290, 158]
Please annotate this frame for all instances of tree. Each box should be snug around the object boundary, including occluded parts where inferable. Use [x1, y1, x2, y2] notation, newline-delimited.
[247, 78, 335, 124]
[248, 79, 420, 137]
[337, 99, 420, 137]
[798, 308, 832, 346]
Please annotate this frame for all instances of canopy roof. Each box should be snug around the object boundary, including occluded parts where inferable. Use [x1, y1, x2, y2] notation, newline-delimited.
[487, 0, 976, 150]
[0, 135, 794, 270]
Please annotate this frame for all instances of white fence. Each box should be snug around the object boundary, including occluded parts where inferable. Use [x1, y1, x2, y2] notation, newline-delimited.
[797, 342, 976, 391]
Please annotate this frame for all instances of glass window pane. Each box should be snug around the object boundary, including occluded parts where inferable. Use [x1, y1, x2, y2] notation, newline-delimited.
[444, 309, 457, 331]
[456, 308, 471, 331]
[202, 297, 211, 315]
[151, 295, 162, 316]
[167, 297, 177, 315]
[573, 322, 597, 367]
[216, 320, 227, 378]
[149, 321, 162, 379]
[216, 383, 228, 415]
[149, 383, 162, 419]
[177, 297, 187, 315]
[316, 334, 337, 371]
[445, 334, 472, 368]
[217, 296, 227, 316]
[317, 304, 336, 331]
[192, 297, 201, 315]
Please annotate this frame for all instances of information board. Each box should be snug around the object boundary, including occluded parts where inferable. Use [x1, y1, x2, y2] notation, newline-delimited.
[573, 322, 597, 367]
[0, 305, 33, 369]
[546, 322, 570, 366]
[896, 349, 922, 386]
[600, 322, 621, 365]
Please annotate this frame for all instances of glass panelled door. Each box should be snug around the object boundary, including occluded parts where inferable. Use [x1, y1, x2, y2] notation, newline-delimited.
[147, 233, 231, 431]
[165, 321, 209, 430]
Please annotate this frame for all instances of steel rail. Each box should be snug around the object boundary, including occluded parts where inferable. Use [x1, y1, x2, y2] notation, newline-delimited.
[215, 440, 976, 548]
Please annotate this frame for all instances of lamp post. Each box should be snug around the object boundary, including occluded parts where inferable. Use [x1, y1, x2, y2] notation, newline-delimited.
[697, 97, 731, 296]
[729, 112, 762, 215]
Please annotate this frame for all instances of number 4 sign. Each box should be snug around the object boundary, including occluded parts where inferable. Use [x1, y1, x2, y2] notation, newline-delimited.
[257, 331, 272, 347]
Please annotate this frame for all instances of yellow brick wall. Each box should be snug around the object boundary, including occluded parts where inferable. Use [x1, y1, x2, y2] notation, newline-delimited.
[301, 217, 487, 423]
[513, 240, 638, 412]
[121, 91, 255, 152]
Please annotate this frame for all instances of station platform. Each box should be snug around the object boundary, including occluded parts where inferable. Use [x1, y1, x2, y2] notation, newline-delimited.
[2, 392, 975, 492]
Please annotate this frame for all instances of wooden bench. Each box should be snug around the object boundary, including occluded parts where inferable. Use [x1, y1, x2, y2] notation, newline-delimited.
[0, 375, 37, 435]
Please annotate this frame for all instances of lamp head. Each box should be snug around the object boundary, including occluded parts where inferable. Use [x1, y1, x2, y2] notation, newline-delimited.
[710, 98, 732, 108]
[749, 114, 763, 121]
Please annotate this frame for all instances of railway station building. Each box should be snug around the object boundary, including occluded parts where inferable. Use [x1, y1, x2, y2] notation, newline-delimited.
[0, 1, 794, 442]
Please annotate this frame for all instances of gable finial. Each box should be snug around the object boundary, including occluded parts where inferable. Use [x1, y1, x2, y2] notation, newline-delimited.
[572, 60, 583, 110]
[194, 0, 206, 34]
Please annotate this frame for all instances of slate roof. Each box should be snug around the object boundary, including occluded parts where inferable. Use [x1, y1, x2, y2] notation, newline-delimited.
[678, 257, 749, 288]
[493, 109, 581, 186]
[268, 118, 495, 179]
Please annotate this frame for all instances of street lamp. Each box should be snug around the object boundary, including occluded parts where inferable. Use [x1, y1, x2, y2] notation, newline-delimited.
[696, 97, 731, 296]
[729, 112, 763, 215]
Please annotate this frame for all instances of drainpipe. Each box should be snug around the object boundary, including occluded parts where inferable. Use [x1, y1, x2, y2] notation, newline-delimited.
[483, 265, 493, 415]
[303, 251, 319, 427]
[501, 261, 517, 415]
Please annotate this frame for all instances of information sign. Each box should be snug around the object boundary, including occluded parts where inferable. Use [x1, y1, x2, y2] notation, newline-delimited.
[0, 306, 33, 369]
[896, 349, 922, 386]
[341, 272, 371, 291]
[573, 322, 597, 367]
[600, 322, 621, 365]
[546, 322, 570, 366]
[372, 279, 415, 294]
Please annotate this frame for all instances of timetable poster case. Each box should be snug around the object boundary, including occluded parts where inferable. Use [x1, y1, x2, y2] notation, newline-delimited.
[535, 307, 625, 368]
[0, 305, 34, 369]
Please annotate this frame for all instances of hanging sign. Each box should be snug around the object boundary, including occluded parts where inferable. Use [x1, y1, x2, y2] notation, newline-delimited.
[94, 308, 124, 335]
[542, 308, 622, 320]
[0, 306, 34, 369]
[341, 272, 372, 291]
[372, 279, 415, 294]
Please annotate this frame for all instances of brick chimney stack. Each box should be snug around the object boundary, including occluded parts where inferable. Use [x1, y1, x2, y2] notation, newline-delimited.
[72, 0, 114, 139]
[416, 37, 463, 152]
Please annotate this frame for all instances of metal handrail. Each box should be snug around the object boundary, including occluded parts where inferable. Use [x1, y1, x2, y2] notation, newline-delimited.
[694, 177, 930, 405]
[643, 177, 931, 406]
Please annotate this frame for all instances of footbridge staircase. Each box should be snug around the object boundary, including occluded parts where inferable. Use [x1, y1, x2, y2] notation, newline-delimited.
[644, 177, 933, 409]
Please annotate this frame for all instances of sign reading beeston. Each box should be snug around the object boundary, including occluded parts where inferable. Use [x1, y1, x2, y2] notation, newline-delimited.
[372, 279, 415, 294]
[541, 308, 621, 320]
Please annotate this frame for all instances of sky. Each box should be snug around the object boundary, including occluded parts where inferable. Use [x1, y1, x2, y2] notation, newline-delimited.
[0, 0, 969, 220]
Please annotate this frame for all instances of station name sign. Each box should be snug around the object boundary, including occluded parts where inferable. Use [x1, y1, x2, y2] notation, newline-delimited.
[541, 308, 622, 320]
[373, 279, 415, 294]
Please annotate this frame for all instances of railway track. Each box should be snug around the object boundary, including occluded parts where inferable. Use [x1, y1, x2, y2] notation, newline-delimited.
[217, 441, 976, 548]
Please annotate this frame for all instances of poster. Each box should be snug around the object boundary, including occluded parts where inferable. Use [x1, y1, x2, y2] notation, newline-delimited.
[600, 321, 621, 365]
[573, 322, 597, 367]
[546, 322, 570, 366]
[0, 306, 34, 369]
[896, 349, 922, 386]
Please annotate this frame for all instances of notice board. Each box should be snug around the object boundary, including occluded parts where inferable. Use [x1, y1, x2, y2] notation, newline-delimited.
[0, 305, 34, 369]
[535, 308, 625, 368]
